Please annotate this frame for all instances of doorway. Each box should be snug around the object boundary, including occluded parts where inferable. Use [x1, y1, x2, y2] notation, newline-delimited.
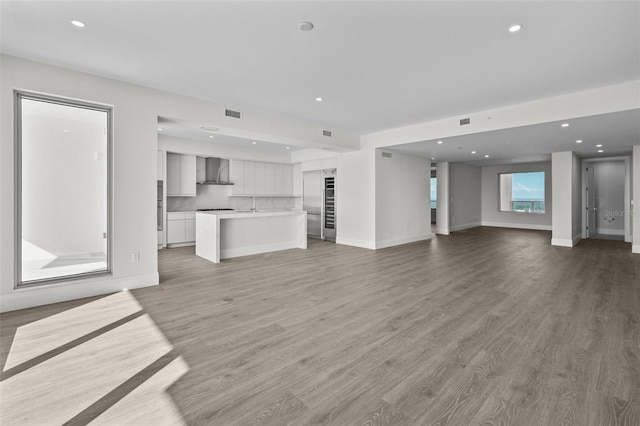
[583, 158, 630, 241]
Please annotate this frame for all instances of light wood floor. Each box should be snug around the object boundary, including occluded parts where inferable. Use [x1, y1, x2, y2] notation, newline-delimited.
[2, 227, 639, 425]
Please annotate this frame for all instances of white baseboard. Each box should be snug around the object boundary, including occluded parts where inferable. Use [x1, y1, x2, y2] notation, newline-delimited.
[166, 241, 195, 248]
[335, 237, 376, 250]
[596, 228, 625, 236]
[435, 227, 450, 235]
[450, 222, 481, 232]
[0, 273, 159, 313]
[551, 238, 574, 247]
[375, 233, 431, 250]
[481, 221, 552, 231]
[633, 244, 640, 254]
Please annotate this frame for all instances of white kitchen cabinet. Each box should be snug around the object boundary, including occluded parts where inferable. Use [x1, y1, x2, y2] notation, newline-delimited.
[265, 163, 276, 194]
[167, 212, 196, 245]
[167, 153, 197, 196]
[254, 162, 266, 194]
[228, 160, 295, 196]
[274, 164, 285, 195]
[244, 161, 256, 194]
[167, 217, 185, 244]
[185, 217, 196, 242]
[284, 164, 294, 195]
[292, 163, 302, 195]
[230, 160, 245, 195]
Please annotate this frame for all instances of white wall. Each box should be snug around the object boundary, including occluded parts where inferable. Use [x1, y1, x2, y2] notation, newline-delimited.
[335, 149, 376, 248]
[375, 150, 430, 248]
[0, 55, 357, 312]
[481, 162, 552, 230]
[633, 145, 640, 254]
[449, 163, 482, 231]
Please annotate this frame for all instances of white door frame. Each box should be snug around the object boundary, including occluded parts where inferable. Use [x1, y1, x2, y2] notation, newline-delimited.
[582, 156, 631, 242]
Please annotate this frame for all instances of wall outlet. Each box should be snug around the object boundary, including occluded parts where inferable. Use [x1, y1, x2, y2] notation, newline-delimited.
[131, 252, 140, 262]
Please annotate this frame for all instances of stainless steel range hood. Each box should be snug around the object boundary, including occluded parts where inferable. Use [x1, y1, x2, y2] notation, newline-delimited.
[198, 157, 234, 185]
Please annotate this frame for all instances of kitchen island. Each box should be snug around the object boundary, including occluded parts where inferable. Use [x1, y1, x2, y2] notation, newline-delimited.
[195, 210, 307, 263]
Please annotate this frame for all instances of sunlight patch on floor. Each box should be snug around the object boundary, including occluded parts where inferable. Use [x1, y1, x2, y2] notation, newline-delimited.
[4, 290, 142, 371]
[1, 293, 188, 425]
[91, 356, 189, 426]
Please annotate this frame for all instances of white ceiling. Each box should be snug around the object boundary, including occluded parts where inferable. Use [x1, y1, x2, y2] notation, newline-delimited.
[390, 109, 640, 166]
[2, 1, 639, 163]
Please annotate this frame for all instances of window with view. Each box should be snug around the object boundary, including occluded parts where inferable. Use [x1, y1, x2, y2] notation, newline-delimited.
[430, 177, 437, 209]
[16, 91, 112, 286]
[499, 171, 545, 213]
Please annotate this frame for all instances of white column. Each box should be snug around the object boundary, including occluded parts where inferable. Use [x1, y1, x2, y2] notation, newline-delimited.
[436, 162, 450, 235]
[551, 152, 574, 247]
[633, 145, 640, 254]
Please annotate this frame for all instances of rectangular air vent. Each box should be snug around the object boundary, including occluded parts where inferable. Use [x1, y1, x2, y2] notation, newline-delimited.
[459, 117, 471, 125]
[381, 151, 392, 158]
[225, 109, 242, 119]
[323, 130, 332, 137]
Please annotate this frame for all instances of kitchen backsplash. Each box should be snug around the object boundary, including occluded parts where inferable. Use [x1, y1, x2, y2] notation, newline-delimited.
[167, 185, 299, 212]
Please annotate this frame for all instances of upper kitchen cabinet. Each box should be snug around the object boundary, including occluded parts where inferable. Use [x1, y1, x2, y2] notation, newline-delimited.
[230, 160, 295, 196]
[167, 153, 197, 196]
[230, 160, 245, 194]
[244, 161, 256, 195]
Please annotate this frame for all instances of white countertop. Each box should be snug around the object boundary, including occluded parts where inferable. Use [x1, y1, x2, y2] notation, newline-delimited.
[196, 209, 305, 219]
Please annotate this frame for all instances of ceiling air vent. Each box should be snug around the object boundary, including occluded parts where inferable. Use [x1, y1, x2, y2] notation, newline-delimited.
[323, 130, 332, 137]
[381, 151, 392, 158]
[225, 109, 242, 119]
[459, 117, 471, 126]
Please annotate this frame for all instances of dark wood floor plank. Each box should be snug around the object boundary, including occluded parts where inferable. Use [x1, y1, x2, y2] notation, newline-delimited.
[1, 227, 638, 425]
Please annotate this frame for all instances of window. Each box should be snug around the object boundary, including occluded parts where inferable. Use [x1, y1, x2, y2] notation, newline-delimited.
[499, 171, 545, 213]
[16, 91, 112, 286]
[430, 177, 437, 209]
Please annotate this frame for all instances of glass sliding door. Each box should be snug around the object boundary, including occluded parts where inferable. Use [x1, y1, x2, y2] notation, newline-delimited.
[16, 92, 111, 286]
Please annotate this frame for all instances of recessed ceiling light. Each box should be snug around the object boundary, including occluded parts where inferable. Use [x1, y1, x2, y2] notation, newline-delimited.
[71, 20, 86, 28]
[484, 154, 490, 158]
[285, 146, 290, 150]
[561, 123, 569, 128]
[63, 129, 70, 132]
[598, 149, 604, 153]
[508, 24, 522, 33]
[596, 144, 603, 147]
[299, 21, 314, 31]
[471, 151, 476, 154]
[576, 140, 582, 143]
[157, 128, 163, 131]
[437, 140, 443, 145]
[252, 141, 257, 145]
[431, 157, 436, 161]
[315, 97, 323, 102]
[209, 135, 214, 139]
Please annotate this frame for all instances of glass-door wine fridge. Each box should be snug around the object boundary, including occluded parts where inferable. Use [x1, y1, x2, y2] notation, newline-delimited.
[323, 169, 336, 242]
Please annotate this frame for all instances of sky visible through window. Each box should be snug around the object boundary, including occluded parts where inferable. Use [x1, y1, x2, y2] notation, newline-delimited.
[430, 177, 437, 209]
[512, 172, 544, 201]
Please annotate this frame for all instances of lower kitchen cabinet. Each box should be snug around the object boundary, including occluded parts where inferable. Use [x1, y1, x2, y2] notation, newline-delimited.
[167, 212, 196, 245]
